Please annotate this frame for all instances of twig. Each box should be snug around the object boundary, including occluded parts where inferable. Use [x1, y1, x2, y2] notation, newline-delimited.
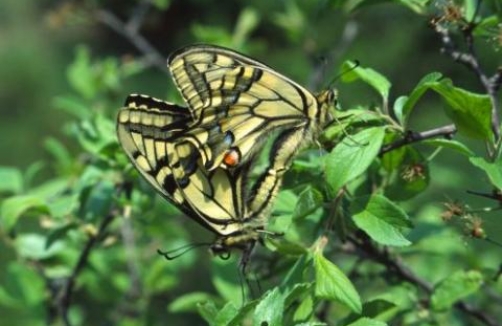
[95, 2, 168, 73]
[120, 208, 142, 298]
[379, 124, 457, 155]
[126, 0, 151, 33]
[54, 206, 119, 325]
[349, 235, 500, 326]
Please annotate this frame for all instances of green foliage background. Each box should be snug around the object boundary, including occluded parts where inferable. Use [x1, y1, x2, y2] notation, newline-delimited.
[1, 0, 501, 325]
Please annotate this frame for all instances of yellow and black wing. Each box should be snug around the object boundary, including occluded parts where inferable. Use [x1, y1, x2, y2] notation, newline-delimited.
[167, 44, 333, 171]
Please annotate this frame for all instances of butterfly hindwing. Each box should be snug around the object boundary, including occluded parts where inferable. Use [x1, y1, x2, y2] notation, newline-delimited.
[118, 94, 253, 236]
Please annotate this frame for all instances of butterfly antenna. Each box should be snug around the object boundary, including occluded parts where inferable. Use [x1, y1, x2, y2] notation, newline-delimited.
[326, 59, 360, 90]
[157, 242, 211, 260]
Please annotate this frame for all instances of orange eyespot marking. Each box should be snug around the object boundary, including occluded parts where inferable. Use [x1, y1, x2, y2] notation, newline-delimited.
[223, 149, 240, 167]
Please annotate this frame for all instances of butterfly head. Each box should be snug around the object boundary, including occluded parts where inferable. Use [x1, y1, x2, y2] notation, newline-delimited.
[316, 89, 337, 128]
[210, 232, 260, 273]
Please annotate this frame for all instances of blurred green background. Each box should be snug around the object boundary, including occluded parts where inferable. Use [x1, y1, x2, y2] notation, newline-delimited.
[1, 0, 501, 325]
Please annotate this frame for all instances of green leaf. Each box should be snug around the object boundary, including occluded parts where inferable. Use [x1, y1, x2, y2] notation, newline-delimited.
[233, 7, 259, 47]
[274, 190, 298, 215]
[470, 157, 502, 189]
[274, 1, 306, 42]
[280, 256, 310, 290]
[293, 294, 314, 323]
[351, 195, 412, 246]
[211, 257, 242, 304]
[224, 300, 259, 326]
[48, 194, 79, 218]
[474, 15, 500, 37]
[24, 161, 45, 189]
[430, 79, 493, 141]
[80, 180, 115, 220]
[214, 302, 239, 326]
[344, 299, 399, 324]
[197, 300, 219, 326]
[395, 0, 429, 14]
[3, 262, 46, 306]
[53, 95, 92, 120]
[423, 138, 475, 157]
[313, 252, 362, 313]
[144, 259, 177, 294]
[46, 223, 78, 249]
[1, 195, 49, 232]
[167, 292, 214, 313]
[15, 234, 64, 259]
[67, 45, 96, 99]
[76, 114, 116, 157]
[253, 287, 284, 326]
[267, 237, 308, 256]
[293, 186, 323, 220]
[151, 0, 170, 10]
[398, 72, 443, 125]
[361, 299, 399, 322]
[430, 270, 483, 311]
[284, 282, 312, 307]
[191, 24, 233, 46]
[392, 95, 408, 126]
[346, 317, 388, 326]
[325, 127, 385, 194]
[29, 178, 69, 199]
[44, 137, 72, 172]
[342, 61, 391, 103]
[0, 166, 23, 194]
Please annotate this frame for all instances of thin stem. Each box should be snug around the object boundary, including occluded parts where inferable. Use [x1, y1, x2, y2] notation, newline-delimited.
[379, 124, 457, 155]
[55, 209, 118, 325]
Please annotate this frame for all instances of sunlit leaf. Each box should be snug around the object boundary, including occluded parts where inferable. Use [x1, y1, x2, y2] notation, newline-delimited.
[342, 61, 391, 103]
[325, 127, 385, 194]
[314, 252, 362, 313]
[15, 234, 63, 259]
[351, 195, 412, 246]
[346, 317, 388, 326]
[253, 287, 284, 326]
[1, 195, 49, 232]
[431, 270, 483, 311]
[0, 166, 23, 194]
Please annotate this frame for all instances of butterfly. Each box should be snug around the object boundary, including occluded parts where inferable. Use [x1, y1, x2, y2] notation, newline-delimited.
[116, 44, 335, 265]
